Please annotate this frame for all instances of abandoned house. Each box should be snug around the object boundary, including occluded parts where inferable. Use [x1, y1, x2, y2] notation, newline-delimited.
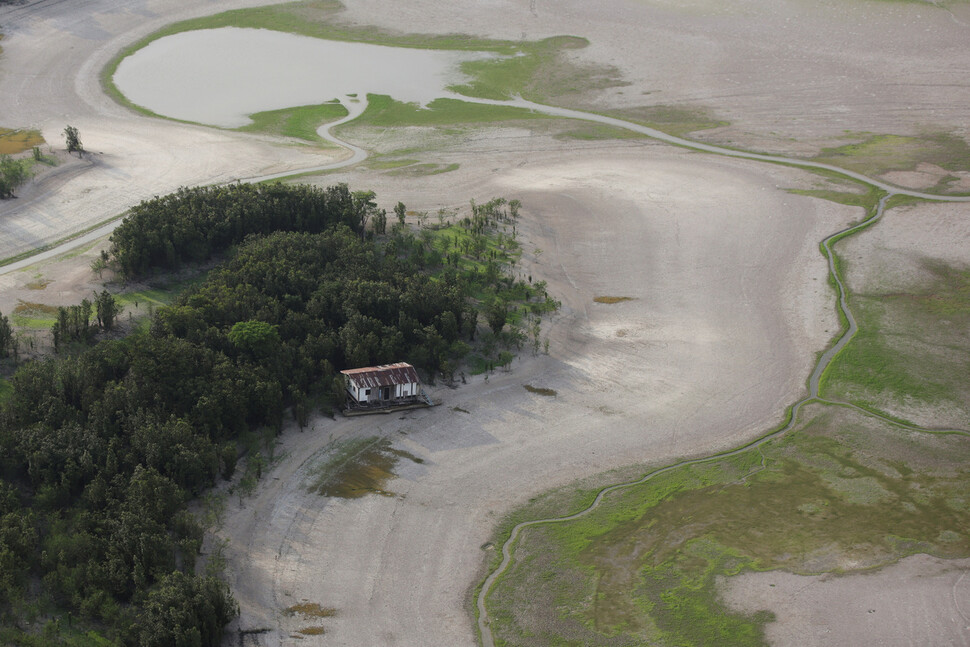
[340, 362, 428, 410]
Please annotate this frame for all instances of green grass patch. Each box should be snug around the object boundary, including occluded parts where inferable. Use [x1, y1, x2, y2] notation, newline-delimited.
[345, 94, 546, 129]
[450, 34, 626, 104]
[484, 404, 970, 646]
[814, 132, 970, 187]
[11, 300, 59, 329]
[239, 102, 348, 142]
[0, 128, 45, 155]
[820, 263, 970, 421]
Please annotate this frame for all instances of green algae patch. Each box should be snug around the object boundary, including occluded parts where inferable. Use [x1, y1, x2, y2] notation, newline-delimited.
[594, 296, 634, 304]
[523, 384, 557, 397]
[308, 437, 423, 498]
[284, 602, 336, 618]
[0, 128, 45, 155]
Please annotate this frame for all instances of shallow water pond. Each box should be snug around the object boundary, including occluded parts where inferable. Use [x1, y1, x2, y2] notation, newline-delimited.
[113, 27, 490, 127]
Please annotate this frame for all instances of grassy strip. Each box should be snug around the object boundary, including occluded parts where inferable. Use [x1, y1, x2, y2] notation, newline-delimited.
[344, 94, 547, 129]
[239, 102, 348, 142]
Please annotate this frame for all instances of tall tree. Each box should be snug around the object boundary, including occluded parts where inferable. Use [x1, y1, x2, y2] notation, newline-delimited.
[486, 298, 508, 334]
[351, 190, 377, 239]
[63, 125, 83, 156]
[0, 310, 11, 358]
[0, 155, 31, 199]
[94, 290, 121, 331]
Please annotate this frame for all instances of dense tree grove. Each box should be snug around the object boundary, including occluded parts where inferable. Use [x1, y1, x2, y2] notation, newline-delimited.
[0, 154, 31, 199]
[0, 183, 553, 643]
[109, 182, 361, 277]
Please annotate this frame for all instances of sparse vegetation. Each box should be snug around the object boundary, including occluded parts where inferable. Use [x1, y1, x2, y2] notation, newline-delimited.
[0, 128, 44, 155]
[523, 384, 557, 397]
[484, 404, 970, 646]
[814, 132, 970, 192]
[306, 437, 420, 498]
[593, 296, 634, 304]
[601, 104, 729, 138]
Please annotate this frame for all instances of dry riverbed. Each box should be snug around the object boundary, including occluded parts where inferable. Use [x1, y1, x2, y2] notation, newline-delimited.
[2, 0, 970, 645]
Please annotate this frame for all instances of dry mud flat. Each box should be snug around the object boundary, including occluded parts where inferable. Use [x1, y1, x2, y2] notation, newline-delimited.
[1, 0, 969, 645]
[220, 145, 857, 645]
[722, 555, 970, 647]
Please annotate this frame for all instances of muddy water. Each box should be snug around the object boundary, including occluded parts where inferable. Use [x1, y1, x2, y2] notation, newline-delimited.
[113, 27, 490, 127]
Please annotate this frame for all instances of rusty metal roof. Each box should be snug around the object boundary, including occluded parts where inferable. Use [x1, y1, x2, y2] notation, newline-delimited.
[340, 362, 419, 388]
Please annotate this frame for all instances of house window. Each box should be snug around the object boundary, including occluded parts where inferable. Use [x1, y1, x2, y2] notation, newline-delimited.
[364, 388, 371, 396]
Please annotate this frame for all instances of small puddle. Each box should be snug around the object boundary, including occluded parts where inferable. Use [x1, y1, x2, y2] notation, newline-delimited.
[310, 438, 423, 499]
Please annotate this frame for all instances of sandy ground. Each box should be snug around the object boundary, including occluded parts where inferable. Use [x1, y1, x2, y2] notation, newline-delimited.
[215, 143, 856, 646]
[721, 555, 970, 647]
[1, 0, 969, 645]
